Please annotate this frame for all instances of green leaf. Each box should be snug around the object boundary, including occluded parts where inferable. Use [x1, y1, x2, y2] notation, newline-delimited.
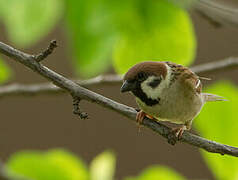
[194, 82, 238, 180]
[0, 58, 11, 84]
[124, 165, 186, 180]
[89, 150, 116, 180]
[65, 0, 117, 77]
[113, 0, 196, 74]
[65, 0, 196, 77]
[0, 0, 63, 47]
[0, 0, 5, 18]
[6, 149, 89, 180]
[169, 0, 197, 8]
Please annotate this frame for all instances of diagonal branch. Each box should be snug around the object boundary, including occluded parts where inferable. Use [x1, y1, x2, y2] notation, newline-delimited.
[0, 58, 237, 98]
[0, 41, 238, 157]
[194, 0, 238, 27]
[190, 57, 238, 73]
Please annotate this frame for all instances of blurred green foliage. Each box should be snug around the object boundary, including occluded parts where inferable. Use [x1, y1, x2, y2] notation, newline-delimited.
[0, 0, 196, 79]
[195, 82, 238, 180]
[6, 149, 185, 180]
[0, 0, 63, 47]
[6, 149, 89, 180]
[65, 0, 118, 77]
[113, 0, 196, 74]
[90, 150, 116, 180]
[124, 166, 186, 180]
[0, 0, 62, 83]
[65, 0, 196, 76]
[0, 58, 11, 83]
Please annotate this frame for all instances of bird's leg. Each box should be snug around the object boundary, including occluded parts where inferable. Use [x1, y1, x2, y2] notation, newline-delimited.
[167, 125, 187, 145]
[136, 110, 154, 131]
[171, 125, 187, 139]
[136, 110, 154, 124]
[168, 121, 192, 145]
[172, 120, 193, 139]
[136, 110, 145, 125]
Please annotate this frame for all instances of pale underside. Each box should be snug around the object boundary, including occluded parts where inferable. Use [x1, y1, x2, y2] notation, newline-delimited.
[136, 73, 204, 125]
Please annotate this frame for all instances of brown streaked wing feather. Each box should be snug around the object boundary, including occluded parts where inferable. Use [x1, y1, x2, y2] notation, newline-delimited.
[165, 61, 202, 94]
[182, 70, 202, 94]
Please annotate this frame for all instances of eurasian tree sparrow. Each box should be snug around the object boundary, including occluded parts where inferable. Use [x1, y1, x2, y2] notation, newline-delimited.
[121, 61, 225, 138]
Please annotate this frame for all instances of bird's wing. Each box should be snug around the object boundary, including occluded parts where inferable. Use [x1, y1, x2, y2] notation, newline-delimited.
[182, 70, 202, 94]
[165, 61, 202, 94]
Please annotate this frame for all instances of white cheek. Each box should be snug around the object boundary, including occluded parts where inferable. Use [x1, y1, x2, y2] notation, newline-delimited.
[140, 66, 172, 100]
[140, 76, 165, 100]
[165, 64, 172, 85]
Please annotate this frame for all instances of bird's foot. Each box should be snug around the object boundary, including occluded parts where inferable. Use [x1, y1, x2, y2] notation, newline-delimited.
[136, 110, 154, 132]
[168, 125, 187, 145]
[172, 125, 187, 139]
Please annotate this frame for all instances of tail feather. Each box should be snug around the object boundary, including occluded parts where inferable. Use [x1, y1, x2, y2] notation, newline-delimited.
[202, 93, 227, 102]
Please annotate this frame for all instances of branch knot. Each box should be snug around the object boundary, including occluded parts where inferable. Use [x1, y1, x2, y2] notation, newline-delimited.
[72, 96, 88, 119]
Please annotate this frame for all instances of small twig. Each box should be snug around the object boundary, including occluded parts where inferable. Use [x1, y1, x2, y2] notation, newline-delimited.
[0, 40, 238, 157]
[72, 96, 88, 119]
[195, 9, 222, 28]
[33, 40, 57, 62]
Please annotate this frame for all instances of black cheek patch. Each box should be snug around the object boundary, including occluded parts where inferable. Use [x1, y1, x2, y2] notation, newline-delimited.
[148, 78, 161, 88]
[132, 85, 160, 106]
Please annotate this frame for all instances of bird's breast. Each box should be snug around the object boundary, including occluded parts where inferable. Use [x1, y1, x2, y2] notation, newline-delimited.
[132, 87, 160, 106]
[135, 86, 204, 124]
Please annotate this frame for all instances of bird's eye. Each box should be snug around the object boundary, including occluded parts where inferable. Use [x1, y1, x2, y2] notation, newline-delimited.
[137, 72, 147, 81]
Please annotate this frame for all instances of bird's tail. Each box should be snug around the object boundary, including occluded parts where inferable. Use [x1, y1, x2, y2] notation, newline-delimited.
[202, 93, 227, 102]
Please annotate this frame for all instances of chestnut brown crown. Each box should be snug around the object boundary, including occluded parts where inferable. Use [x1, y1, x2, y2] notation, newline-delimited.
[123, 61, 167, 81]
[121, 61, 167, 93]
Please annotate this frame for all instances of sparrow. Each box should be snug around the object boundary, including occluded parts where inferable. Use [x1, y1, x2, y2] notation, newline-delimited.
[120, 61, 225, 138]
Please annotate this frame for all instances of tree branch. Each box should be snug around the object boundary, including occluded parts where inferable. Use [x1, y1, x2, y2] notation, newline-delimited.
[190, 57, 238, 73]
[0, 75, 122, 98]
[0, 58, 237, 98]
[194, 0, 238, 27]
[0, 41, 238, 158]
[33, 40, 57, 62]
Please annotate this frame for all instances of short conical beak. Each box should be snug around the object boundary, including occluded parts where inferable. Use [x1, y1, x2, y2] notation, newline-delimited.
[120, 80, 134, 93]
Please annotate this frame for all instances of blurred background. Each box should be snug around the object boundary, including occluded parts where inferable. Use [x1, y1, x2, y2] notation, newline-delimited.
[0, 0, 238, 179]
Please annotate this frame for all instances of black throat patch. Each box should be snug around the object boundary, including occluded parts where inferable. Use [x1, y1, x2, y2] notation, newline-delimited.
[132, 86, 160, 106]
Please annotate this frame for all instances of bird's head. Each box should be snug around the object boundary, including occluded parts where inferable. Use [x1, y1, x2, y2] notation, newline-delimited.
[120, 61, 170, 101]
